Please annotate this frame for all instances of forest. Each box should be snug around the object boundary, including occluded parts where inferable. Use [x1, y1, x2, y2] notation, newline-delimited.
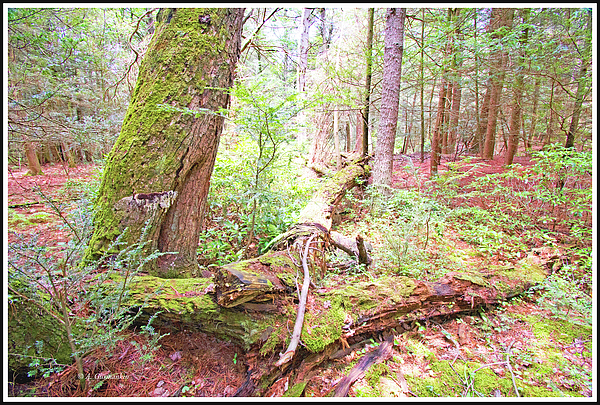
[5, 6, 594, 398]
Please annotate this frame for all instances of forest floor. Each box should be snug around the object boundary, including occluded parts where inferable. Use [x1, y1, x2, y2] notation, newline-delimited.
[6, 156, 593, 398]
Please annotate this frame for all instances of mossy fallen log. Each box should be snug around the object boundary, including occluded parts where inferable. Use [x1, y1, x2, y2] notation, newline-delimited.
[116, 157, 556, 396]
[121, 250, 552, 396]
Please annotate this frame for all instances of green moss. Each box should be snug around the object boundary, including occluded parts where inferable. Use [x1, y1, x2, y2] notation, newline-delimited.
[301, 296, 347, 353]
[497, 255, 548, 284]
[259, 327, 284, 356]
[453, 271, 490, 288]
[8, 300, 74, 375]
[7, 209, 53, 229]
[517, 314, 592, 349]
[334, 275, 416, 316]
[283, 381, 307, 397]
[365, 362, 389, 387]
[405, 359, 566, 397]
[123, 274, 283, 350]
[405, 336, 435, 362]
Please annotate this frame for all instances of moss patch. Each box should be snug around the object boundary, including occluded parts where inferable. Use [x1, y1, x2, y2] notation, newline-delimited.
[301, 296, 347, 353]
[123, 274, 283, 350]
[283, 381, 307, 397]
[332, 275, 416, 316]
[405, 359, 567, 397]
[8, 300, 74, 375]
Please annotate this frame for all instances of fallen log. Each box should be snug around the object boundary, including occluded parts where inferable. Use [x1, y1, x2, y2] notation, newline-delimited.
[115, 157, 559, 396]
[122, 249, 553, 396]
[333, 333, 394, 397]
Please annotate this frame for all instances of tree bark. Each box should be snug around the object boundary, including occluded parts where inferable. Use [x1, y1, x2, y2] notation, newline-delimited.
[295, 8, 314, 144]
[361, 8, 375, 157]
[526, 77, 540, 151]
[419, 8, 426, 162]
[24, 142, 43, 176]
[85, 8, 245, 277]
[372, 8, 406, 193]
[564, 8, 591, 149]
[505, 9, 529, 166]
[430, 79, 447, 177]
[482, 8, 514, 160]
[447, 8, 462, 156]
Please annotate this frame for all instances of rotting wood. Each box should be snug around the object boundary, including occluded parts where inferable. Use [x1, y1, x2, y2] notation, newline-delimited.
[125, 250, 554, 396]
[120, 157, 558, 397]
[333, 333, 394, 397]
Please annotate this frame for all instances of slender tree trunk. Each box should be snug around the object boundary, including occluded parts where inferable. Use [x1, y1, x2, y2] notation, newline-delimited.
[419, 9, 426, 162]
[354, 110, 364, 153]
[345, 121, 350, 152]
[565, 9, 592, 149]
[482, 8, 514, 160]
[430, 79, 447, 177]
[472, 9, 481, 154]
[372, 8, 406, 193]
[361, 8, 375, 157]
[25, 142, 43, 176]
[86, 8, 245, 277]
[441, 82, 452, 155]
[333, 51, 342, 169]
[543, 78, 556, 148]
[505, 8, 529, 166]
[430, 8, 455, 176]
[526, 76, 540, 151]
[428, 76, 437, 140]
[448, 81, 462, 155]
[447, 8, 462, 156]
[296, 8, 313, 144]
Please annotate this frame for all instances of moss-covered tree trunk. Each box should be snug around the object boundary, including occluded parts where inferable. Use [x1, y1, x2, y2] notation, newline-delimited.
[85, 8, 245, 277]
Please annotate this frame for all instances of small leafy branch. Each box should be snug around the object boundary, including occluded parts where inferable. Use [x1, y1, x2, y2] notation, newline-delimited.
[8, 182, 170, 389]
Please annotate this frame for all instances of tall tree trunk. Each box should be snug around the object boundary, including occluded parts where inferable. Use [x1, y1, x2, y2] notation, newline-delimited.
[419, 9, 426, 162]
[354, 110, 364, 153]
[441, 82, 452, 155]
[296, 8, 314, 144]
[526, 76, 541, 151]
[85, 8, 245, 278]
[472, 9, 481, 155]
[430, 8, 455, 177]
[482, 8, 514, 160]
[564, 8, 592, 149]
[430, 80, 447, 177]
[447, 8, 462, 156]
[448, 81, 462, 155]
[505, 8, 530, 166]
[543, 78, 556, 148]
[333, 51, 342, 169]
[24, 142, 43, 176]
[361, 8, 375, 157]
[372, 8, 406, 193]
